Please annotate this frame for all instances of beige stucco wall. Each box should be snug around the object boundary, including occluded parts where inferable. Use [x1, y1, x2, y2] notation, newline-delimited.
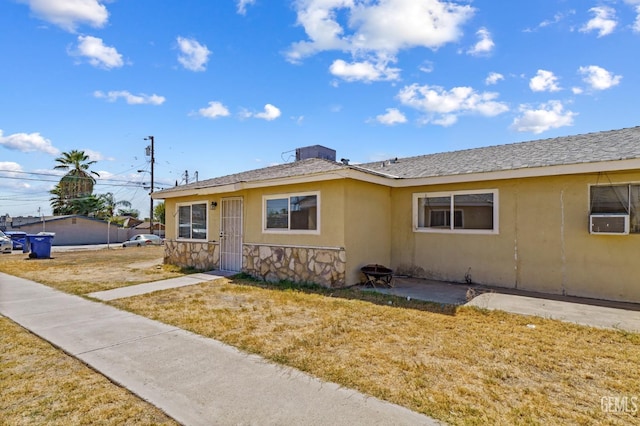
[164, 181, 347, 248]
[161, 169, 640, 302]
[393, 171, 640, 303]
[163, 181, 352, 285]
[343, 180, 391, 285]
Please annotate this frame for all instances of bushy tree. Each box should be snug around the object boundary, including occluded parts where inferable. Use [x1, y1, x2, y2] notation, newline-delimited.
[154, 202, 165, 224]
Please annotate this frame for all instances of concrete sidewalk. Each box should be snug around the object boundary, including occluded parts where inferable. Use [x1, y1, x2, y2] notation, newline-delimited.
[87, 270, 234, 301]
[0, 273, 439, 426]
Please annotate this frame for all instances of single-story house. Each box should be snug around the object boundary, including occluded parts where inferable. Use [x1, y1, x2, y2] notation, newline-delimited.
[153, 127, 640, 303]
[9, 215, 130, 245]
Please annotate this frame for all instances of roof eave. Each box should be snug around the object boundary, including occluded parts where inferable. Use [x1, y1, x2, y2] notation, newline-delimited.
[152, 157, 640, 199]
[152, 168, 392, 200]
[392, 158, 640, 187]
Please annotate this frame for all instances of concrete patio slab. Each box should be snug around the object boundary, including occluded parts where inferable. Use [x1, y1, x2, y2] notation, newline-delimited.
[467, 292, 640, 332]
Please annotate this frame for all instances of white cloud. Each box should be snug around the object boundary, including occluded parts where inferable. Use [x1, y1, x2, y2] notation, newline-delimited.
[485, 72, 504, 85]
[254, 104, 281, 121]
[286, 0, 474, 63]
[397, 84, 508, 126]
[198, 101, 231, 119]
[578, 65, 622, 90]
[0, 161, 22, 173]
[431, 114, 458, 127]
[580, 6, 617, 37]
[237, 0, 256, 15]
[529, 69, 561, 92]
[626, 1, 640, 32]
[0, 130, 60, 155]
[83, 148, 112, 161]
[571, 87, 584, 95]
[176, 37, 211, 72]
[525, 10, 575, 32]
[94, 90, 166, 105]
[73, 35, 123, 69]
[375, 108, 407, 125]
[0, 162, 30, 189]
[419, 61, 434, 73]
[467, 27, 494, 56]
[329, 58, 400, 82]
[291, 115, 305, 125]
[24, 0, 109, 32]
[511, 101, 576, 134]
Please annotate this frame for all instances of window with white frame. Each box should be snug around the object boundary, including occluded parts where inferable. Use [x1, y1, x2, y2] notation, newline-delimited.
[590, 184, 640, 233]
[414, 190, 498, 233]
[178, 203, 207, 239]
[264, 192, 319, 232]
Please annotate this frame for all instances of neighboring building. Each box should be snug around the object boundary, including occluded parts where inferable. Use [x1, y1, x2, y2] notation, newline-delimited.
[0, 214, 12, 231]
[152, 127, 640, 303]
[9, 215, 129, 245]
[134, 221, 166, 238]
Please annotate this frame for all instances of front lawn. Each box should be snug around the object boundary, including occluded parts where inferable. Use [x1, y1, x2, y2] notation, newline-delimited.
[0, 246, 185, 295]
[111, 278, 640, 425]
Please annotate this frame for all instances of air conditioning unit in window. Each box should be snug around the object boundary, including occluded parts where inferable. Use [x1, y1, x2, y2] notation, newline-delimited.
[589, 214, 630, 235]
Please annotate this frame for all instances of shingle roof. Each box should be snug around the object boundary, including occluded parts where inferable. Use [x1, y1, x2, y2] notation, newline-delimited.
[156, 158, 348, 195]
[155, 127, 640, 197]
[359, 126, 640, 178]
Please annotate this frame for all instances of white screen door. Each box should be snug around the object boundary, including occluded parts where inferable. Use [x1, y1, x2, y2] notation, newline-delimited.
[220, 197, 243, 272]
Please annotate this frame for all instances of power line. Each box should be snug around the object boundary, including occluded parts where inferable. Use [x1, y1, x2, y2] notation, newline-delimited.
[0, 175, 146, 188]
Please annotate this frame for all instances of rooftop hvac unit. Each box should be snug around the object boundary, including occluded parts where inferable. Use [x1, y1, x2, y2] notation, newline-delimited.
[295, 145, 336, 162]
[589, 214, 630, 235]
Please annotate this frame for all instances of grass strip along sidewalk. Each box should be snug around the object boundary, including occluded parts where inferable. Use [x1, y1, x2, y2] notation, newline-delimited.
[0, 316, 177, 425]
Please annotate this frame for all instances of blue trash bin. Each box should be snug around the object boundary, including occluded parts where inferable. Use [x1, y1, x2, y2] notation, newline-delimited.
[5, 231, 27, 250]
[25, 234, 54, 259]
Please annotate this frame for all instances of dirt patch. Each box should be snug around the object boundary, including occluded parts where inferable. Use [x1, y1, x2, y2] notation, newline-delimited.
[127, 258, 164, 270]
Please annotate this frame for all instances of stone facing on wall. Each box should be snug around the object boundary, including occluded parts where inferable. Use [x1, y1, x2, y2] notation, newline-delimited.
[164, 240, 219, 271]
[243, 244, 346, 288]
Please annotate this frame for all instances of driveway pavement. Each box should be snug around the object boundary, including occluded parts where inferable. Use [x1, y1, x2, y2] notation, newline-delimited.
[0, 272, 440, 426]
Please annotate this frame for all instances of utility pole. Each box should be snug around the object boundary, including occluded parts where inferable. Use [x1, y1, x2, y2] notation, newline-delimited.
[145, 136, 155, 235]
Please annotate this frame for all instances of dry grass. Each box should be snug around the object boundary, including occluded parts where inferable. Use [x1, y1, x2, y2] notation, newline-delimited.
[2, 249, 638, 424]
[112, 278, 640, 425]
[0, 247, 186, 295]
[0, 316, 177, 425]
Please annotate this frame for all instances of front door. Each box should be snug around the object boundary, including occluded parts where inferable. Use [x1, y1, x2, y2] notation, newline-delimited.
[220, 197, 243, 272]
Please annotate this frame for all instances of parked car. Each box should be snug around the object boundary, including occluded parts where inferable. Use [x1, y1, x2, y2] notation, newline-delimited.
[122, 234, 164, 247]
[0, 230, 12, 254]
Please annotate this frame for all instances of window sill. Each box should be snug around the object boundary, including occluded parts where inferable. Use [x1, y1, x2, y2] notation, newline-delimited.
[414, 228, 499, 235]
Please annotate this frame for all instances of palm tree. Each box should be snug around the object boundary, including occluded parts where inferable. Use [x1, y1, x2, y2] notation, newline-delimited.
[54, 150, 100, 200]
[49, 183, 70, 215]
[97, 192, 132, 219]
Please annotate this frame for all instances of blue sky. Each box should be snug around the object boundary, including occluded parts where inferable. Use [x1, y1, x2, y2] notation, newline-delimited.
[1, 0, 639, 218]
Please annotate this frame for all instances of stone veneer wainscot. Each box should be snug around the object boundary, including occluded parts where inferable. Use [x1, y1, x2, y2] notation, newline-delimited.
[164, 240, 220, 271]
[243, 244, 346, 288]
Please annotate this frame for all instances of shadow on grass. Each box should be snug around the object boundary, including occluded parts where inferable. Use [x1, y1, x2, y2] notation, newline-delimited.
[227, 273, 459, 316]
